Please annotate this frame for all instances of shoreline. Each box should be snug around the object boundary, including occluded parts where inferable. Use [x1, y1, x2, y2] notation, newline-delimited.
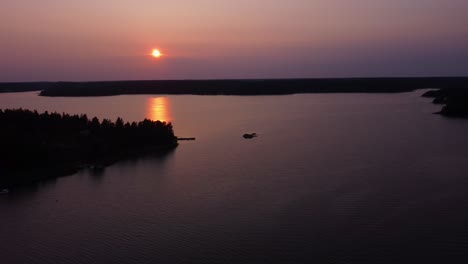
[422, 88, 468, 118]
[0, 109, 179, 188]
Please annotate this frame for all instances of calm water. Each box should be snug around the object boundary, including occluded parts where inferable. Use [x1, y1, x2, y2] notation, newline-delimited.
[1, 91, 468, 263]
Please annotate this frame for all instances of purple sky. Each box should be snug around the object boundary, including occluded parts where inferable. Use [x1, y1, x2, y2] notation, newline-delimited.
[1, 0, 468, 81]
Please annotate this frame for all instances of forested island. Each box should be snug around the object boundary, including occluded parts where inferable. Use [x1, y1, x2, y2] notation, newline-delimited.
[0, 109, 177, 186]
[2, 77, 468, 96]
[423, 88, 468, 117]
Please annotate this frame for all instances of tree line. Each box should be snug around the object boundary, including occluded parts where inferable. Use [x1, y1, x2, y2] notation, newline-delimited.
[0, 109, 177, 185]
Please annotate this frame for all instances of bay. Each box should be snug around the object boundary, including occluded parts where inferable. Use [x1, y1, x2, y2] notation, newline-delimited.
[1, 91, 468, 263]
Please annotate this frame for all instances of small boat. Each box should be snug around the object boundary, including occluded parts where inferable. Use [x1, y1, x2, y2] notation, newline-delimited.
[0, 189, 9, 195]
[243, 133, 257, 139]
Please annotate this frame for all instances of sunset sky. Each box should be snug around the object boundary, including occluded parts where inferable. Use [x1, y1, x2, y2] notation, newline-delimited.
[1, 0, 468, 81]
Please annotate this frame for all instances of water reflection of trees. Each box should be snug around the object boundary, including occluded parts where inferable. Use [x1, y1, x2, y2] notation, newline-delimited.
[89, 146, 176, 183]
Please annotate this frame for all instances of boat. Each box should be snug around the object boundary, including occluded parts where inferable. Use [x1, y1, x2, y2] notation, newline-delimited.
[0, 189, 9, 195]
[243, 133, 257, 139]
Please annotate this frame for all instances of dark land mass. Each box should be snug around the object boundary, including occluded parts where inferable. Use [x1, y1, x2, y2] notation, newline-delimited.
[1, 77, 468, 96]
[0, 109, 178, 187]
[0, 82, 51, 93]
[32, 77, 468, 119]
[423, 88, 468, 118]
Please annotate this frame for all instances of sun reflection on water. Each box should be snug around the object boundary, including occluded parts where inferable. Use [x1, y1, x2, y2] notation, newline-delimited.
[147, 97, 171, 122]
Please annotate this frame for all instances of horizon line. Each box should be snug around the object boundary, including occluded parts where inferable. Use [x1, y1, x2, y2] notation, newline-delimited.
[2, 76, 468, 84]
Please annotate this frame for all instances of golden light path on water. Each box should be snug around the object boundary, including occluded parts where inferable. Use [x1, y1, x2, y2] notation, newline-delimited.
[147, 97, 171, 122]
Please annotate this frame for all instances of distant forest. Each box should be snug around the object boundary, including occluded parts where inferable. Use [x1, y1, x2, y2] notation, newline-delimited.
[0, 109, 177, 186]
[1, 77, 468, 96]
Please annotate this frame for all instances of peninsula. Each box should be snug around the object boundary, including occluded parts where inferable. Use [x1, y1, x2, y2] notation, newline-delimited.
[0, 109, 178, 186]
[423, 88, 468, 117]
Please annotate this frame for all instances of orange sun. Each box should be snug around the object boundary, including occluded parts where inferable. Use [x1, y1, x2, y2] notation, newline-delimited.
[151, 49, 162, 58]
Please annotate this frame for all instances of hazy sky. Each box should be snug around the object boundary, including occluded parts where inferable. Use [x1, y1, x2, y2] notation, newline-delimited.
[1, 0, 467, 81]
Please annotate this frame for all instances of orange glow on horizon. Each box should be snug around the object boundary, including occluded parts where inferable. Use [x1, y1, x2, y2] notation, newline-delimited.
[147, 97, 171, 122]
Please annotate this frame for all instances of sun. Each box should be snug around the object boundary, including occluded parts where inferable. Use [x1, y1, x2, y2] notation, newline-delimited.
[151, 49, 162, 58]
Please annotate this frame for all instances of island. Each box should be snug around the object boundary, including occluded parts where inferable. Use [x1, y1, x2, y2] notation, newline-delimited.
[0, 109, 178, 187]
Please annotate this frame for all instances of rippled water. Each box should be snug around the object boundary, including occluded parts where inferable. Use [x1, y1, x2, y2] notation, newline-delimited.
[1, 91, 468, 263]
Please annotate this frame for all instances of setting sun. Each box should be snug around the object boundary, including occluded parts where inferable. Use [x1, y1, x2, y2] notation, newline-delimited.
[151, 49, 162, 58]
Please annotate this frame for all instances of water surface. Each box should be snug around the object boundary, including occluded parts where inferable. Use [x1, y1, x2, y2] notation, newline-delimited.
[1, 91, 468, 263]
